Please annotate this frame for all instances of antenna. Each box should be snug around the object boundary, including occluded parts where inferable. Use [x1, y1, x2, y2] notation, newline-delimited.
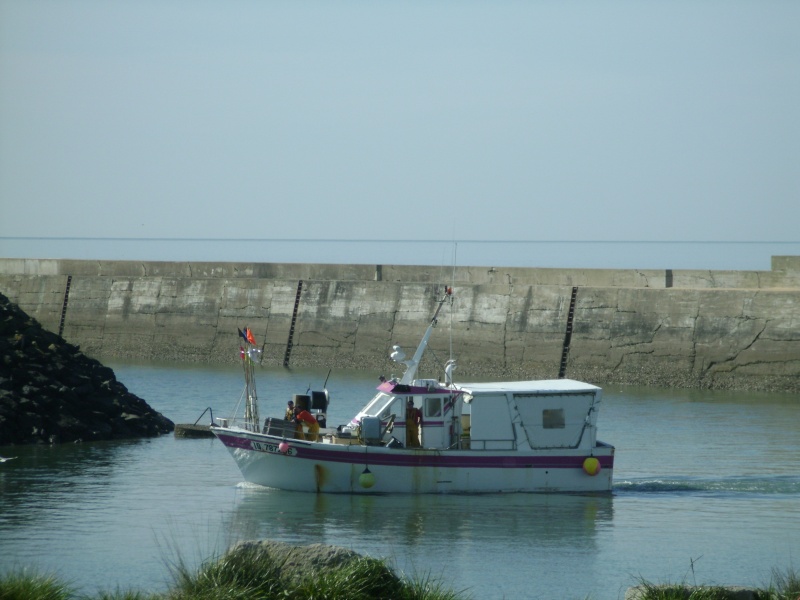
[396, 287, 452, 384]
[323, 368, 332, 388]
[450, 242, 457, 360]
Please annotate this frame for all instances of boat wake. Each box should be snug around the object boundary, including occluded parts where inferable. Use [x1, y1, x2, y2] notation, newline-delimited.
[235, 481, 268, 490]
[614, 475, 800, 496]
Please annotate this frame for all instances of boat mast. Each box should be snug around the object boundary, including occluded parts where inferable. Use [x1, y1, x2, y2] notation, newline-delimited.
[398, 287, 452, 384]
[239, 329, 261, 432]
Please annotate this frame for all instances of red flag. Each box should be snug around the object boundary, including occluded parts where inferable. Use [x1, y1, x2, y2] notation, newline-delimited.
[246, 328, 256, 345]
[239, 346, 245, 358]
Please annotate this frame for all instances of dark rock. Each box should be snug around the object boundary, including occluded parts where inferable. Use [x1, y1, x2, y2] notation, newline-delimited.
[0, 292, 173, 445]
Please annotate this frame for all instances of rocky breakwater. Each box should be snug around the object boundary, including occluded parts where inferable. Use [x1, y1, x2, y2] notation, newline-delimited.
[0, 292, 173, 445]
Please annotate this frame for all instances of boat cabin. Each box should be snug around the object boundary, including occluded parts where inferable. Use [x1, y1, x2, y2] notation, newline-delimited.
[335, 378, 602, 452]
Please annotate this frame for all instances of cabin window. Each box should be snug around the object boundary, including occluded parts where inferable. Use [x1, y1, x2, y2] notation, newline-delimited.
[542, 408, 565, 429]
[363, 393, 396, 419]
[424, 397, 442, 418]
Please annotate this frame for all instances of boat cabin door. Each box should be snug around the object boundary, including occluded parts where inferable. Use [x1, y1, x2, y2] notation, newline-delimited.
[418, 395, 453, 449]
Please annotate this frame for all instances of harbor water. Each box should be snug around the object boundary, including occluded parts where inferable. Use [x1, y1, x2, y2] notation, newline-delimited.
[1, 361, 798, 600]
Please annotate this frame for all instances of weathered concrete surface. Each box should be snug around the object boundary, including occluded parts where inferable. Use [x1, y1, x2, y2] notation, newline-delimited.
[3, 256, 800, 287]
[0, 257, 798, 391]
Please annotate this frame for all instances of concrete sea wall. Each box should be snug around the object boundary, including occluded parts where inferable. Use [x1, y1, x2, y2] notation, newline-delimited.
[1, 257, 799, 391]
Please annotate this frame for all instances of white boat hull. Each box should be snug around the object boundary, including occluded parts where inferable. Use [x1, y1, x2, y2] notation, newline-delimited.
[214, 427, 614, 494]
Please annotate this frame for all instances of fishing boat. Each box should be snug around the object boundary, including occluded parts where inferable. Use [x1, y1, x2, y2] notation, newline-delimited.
[212, 288, 614, 493]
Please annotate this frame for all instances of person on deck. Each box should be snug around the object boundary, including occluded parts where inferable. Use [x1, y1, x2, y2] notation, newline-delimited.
[284, 400, 295, 421]
[294, 406, 320, 441]
[406, 398, 422, 448]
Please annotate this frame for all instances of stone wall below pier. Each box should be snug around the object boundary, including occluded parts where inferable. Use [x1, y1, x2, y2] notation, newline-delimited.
[1, 257, 798, 391]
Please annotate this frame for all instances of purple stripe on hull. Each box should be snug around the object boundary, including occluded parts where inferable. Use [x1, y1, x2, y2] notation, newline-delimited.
[215, 433, 614, 470]
[297, 446, 614, 469]
[217, 433, 254, 450]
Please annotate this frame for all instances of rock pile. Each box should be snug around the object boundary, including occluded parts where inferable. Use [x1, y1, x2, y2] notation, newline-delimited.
[229, 540, 375, 580]
[225, 540, 400, 586]
[0, 292, 173, 445]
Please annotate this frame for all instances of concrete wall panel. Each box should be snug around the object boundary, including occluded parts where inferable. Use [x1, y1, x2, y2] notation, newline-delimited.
[1, 258, 798, 390]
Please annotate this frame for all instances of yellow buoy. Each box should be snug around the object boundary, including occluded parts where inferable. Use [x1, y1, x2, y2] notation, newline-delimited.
[359, 467, 375, 489]
[583, 457, 601, 476]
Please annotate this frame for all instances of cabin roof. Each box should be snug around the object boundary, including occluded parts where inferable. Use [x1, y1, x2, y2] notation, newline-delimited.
[377, 381, 451, 395]
[455, 378, 600, 395]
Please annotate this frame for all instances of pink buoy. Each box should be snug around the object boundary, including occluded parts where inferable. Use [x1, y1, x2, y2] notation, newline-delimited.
[278, 442, 289, 454]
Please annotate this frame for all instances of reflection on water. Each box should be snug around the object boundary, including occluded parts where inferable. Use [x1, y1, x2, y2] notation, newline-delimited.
[226, 487, 614, 550]
[222, 487, 615, 597]
[0, 436, 237, 595]
[0, 440, 142, 529]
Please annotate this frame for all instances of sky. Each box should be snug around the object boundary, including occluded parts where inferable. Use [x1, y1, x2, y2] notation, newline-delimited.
[1, 1, 799, 269]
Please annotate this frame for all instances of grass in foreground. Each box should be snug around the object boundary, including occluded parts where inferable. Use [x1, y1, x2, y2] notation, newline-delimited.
[631, 580, 753, 599]
[0, 568, 73, 600]
[165, 545, 465, 600]
[629, 565, 800, 600]
[766, 566, 800, 600]
[0, 548, 467, 600]
[2, 562, 798, 600]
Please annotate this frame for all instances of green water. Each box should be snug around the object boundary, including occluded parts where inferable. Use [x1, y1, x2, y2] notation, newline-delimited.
[1, 362, 798, 599]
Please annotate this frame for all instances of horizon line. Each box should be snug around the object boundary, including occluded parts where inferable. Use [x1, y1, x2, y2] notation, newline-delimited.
[1, 237, 798, 244]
